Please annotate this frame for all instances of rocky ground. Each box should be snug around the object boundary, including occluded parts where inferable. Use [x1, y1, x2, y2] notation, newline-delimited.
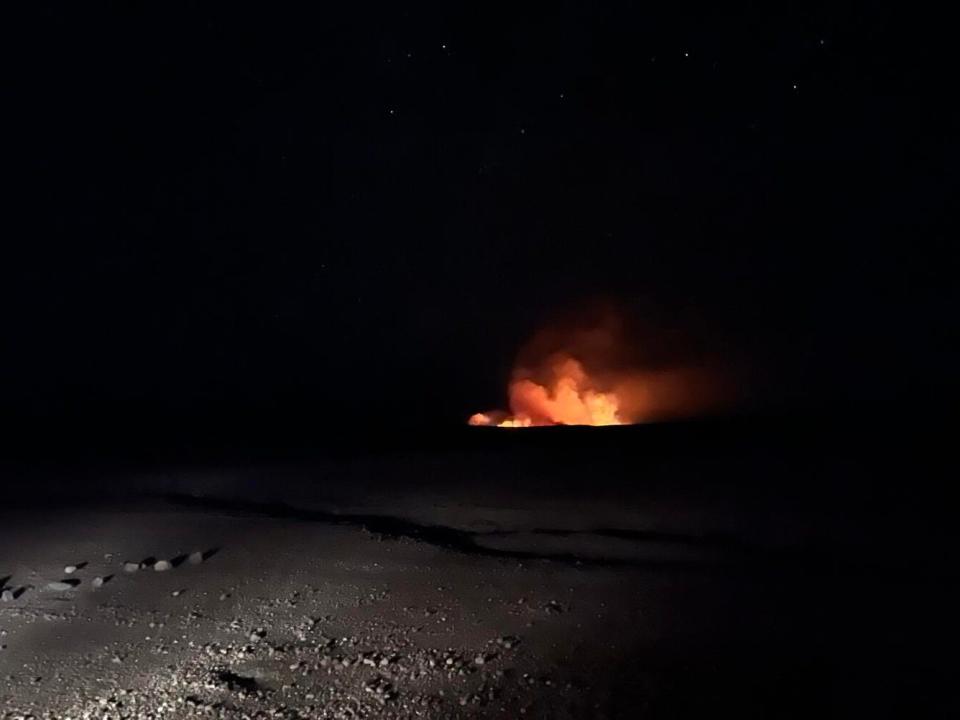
[2, 450, 957, 719]
[1, 501, 683, 719]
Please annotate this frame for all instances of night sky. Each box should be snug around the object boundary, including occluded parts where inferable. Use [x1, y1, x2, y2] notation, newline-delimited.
[4, 4, 952, 450]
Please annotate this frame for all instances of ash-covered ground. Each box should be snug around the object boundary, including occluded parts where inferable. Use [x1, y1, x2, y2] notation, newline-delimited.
[1, 421, 956, 719]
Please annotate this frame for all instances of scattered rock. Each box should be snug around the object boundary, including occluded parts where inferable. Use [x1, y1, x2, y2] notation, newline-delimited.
[212, 669, 263, 696]
[249, 628, 267, 643]
[92, 575, 113, 588]
[153, 560, 173, 572]
[188, 551, 205, 565]
[363, 676, 396, 703]
[63, 562, 86, 574]
[171, 589, 185, 597]
[47, 580, 80, 592]
[496, 635, 520, 649]
[474, 652, 495, 665]
[123, 562, 140, 573]
[1, 589, 14, 602]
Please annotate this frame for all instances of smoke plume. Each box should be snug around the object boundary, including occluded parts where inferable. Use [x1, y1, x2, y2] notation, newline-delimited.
[469, 301, 732, 426]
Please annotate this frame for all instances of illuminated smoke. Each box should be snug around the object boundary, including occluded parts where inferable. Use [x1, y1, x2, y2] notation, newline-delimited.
[469, 303, 729, 427]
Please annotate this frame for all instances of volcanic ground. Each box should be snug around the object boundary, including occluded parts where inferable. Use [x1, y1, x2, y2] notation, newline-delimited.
[1, 422, 955, 719]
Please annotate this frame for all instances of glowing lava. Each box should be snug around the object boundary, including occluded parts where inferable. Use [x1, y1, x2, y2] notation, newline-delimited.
[469, 354, 624, 427]
[469, 302, 732, 428]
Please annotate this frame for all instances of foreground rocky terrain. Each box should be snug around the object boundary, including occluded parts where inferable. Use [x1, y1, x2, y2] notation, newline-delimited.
[2, 501, 690, 719]
[2, 431, 957, 718]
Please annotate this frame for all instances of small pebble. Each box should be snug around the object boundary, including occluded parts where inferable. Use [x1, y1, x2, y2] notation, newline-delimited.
[123, 562, 140, 573]
[154, 560, 172, 572]
[188, 551, 205, 565]
[1, 590, 14, 602]
[92, 576, 106, 588]
[64, 565, 78, 574]
[47, 581, 78, 592]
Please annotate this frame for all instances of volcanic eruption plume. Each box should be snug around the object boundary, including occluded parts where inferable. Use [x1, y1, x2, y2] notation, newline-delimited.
[469, 354, 623, 427]
[469, 304, 729, 427]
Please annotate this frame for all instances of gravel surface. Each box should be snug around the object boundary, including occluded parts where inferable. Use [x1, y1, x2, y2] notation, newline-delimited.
[1, 490, 956, 719]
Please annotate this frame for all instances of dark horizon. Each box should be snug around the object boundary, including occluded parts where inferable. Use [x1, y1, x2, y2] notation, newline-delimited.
[5, 4, 952, 454]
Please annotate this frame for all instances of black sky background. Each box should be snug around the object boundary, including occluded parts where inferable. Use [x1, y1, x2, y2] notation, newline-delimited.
[3, 3, 953, 453]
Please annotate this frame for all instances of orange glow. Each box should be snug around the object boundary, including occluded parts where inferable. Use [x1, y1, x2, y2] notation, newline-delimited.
[469, 303, 733, 428]
[467, 306, 733, 427]
[470, 354, 624, 427]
